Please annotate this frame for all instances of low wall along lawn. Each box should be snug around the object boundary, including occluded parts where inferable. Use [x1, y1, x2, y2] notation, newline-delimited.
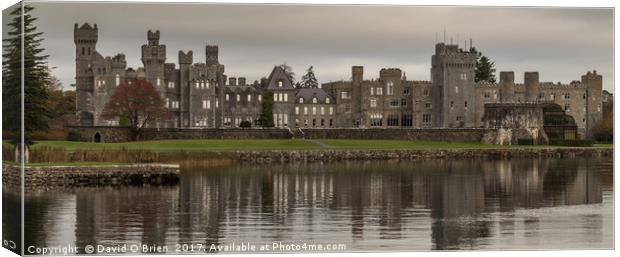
[2, 163, 180, 189]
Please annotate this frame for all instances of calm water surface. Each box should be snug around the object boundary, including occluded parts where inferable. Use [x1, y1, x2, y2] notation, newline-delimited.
[8, 157, 614, 253]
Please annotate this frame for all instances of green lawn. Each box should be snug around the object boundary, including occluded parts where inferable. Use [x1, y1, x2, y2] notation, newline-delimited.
[16, 139, 610, 152]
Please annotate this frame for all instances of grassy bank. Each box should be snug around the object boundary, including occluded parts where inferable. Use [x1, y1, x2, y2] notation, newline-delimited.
[9, 139, 611, 152]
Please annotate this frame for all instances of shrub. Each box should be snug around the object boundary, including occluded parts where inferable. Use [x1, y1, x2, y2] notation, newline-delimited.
[66, 130, 81, 141]
[239, 121, 252, 128]
[549, 139, 594, 147]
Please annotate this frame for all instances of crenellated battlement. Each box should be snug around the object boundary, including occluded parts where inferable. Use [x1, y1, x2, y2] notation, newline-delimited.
[74, 23, 98, 43]
[178, 50, 193, 64]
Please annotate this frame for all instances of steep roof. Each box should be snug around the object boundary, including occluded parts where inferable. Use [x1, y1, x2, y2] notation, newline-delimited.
[266, 66, 295, 90]
[295, 87, 334, 103]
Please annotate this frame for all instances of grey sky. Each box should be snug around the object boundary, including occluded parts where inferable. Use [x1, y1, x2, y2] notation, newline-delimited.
[6, 2, 614, 92]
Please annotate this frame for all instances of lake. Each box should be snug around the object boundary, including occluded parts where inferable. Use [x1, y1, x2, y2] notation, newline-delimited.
[5, 157, 614, 253]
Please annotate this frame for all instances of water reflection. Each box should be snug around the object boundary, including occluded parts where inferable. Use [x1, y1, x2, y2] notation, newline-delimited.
[17, 158, 613, 252]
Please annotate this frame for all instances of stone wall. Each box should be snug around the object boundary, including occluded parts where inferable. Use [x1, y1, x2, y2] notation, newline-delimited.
[68, 126, 497, 143]
[2, 163, 180, 190]
[234, 148, 612, 164]
[68, 126, 294, 142]
[300, 128, 493, 142]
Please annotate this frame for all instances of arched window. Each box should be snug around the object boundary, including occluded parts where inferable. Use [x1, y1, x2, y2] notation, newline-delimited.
[312, 97, 317, 103]
[299, 98, 304, 104]
[387, 81, 394, 95]
[278, 81, 283, 87]
[115, 74, 120, 86]
[326, 98, 330, 104]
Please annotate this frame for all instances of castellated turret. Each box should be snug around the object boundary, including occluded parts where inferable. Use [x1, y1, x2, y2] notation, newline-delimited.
[431, 42, 477, 127]
[499, 71, 515, 102]
[524, 72, 540, 102]
[206, 45, 219, 66]
[178, 50, 193, 64]
[581, 70, 603, 138]
[148, 30, 160, 45]
[352, 66, 364, 83]
[141, 29, 166, 91]
[74, 23, 99, 126]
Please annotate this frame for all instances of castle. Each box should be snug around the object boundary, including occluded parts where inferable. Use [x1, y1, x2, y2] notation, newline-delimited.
[74, 23, 604, 138]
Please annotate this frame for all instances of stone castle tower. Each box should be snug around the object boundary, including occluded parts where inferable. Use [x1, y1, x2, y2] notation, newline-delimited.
[431, 43, 477, 127]
[141, 30, 166, 95]
[74, 23, 98, 126]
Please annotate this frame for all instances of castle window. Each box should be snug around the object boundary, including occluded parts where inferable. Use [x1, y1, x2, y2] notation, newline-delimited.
[329, 107, 334, 115]
[390, 99, 399, 107]
[326, 98, 330, 104]
[550, 94, 555, 100]
[168, 81, 175, 89]
[404, 88, 410, 95]
[258, 95, 262, 102]
[216, 99, 219, 108]
[312, 119, 316, 127]
[342, 104, 350, 113]
[401, 99, 407, 106]
[402, 114, 413, 127]
[564, 93, 570, 100]
[464, 101, 468, 108]
[278, 81, 283, 87]
[387, 81, 394, 95]
[423, 89, 429, 96]
[283, 93, 288, 102]
[166, 98, 170, 108]
[200, 81, 205, 88]
[376, 87, 383, 95]
[206, 81, 210, 89]
[88, 47, 91, 55]
[312, 106, 317, 115]
[226, 94, 230, 101]
[565, 103, 571, 112]
[341, 91, 351, 99]
[321, 107, 325, 115]
[423, 114, 432, 127]
[157, 77, 161, 86]
[195, 81, 200, 88]
[387, 114, 399, 126]
[370, 99, 377, 108]
[583, 93, 586, 99]
[455, 86, 459, 94]
[313, 97, 317, 103]
[247, 95, 252, 102]
[460, 73, 467, 80]
[329, 119, 333, 127]
[426, 102, 432, 109]
[304, 107, 308, 115]
[82, 47, 85, 56]
[295, 107, 299, 115]
[321, 119, 325, 126]
[115, 74, 120, 86]
[299, 98, 304, 103]
[236, 94, 241, 102]
[483, 91, 490, 99]
[370, 114, 383, 127]
[207, 100, 211, 109]
[450, 101, 454, 108]
[370, 87, 374, 95]
[202, 100, 208, 109]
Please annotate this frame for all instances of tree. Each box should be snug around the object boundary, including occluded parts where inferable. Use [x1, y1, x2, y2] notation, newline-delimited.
[300, 66, 319, 88]
[278, 63, 296, 84]
[470, 47, 496, 83]
[259, 91, 274, 127]
[592, 100, 613, 142]
[100, 79, 169, 140]
[2, 4, 51, 161]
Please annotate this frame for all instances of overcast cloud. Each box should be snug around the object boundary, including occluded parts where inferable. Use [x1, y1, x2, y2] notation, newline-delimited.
[4, 2, 614, 92]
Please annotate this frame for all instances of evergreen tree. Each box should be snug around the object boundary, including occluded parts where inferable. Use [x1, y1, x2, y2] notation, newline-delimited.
[2, 4, 51, 146]
[470, 47, 496, 83]
[259, 92, 274, 127]
[300, 66, 319, 88]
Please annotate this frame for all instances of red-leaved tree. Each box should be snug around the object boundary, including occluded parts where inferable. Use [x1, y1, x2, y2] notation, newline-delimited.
[101, 79, 169, 140]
